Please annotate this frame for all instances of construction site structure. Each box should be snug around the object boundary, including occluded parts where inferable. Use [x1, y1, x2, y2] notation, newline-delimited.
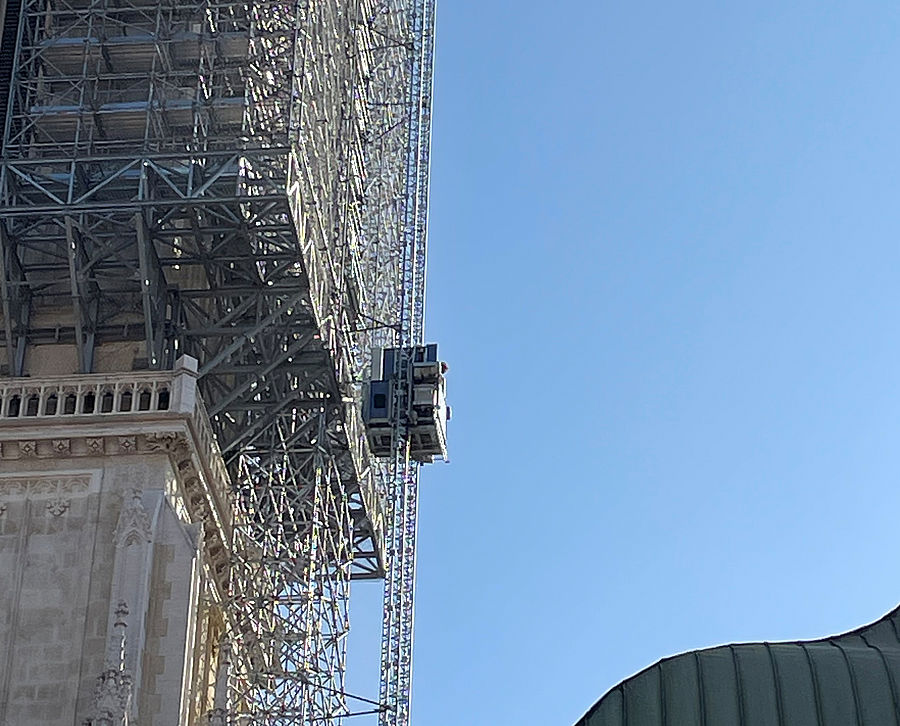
[0, 0, 442, 721]
[364, 344, 449, 463]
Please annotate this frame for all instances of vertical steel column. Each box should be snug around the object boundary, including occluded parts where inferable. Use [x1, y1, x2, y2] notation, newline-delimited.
[377, 0, 435, 724]
[65, 216, 97, 373]
[0, 223, 27, 375]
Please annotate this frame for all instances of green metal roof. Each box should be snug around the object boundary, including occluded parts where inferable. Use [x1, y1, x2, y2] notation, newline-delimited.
[577, 604, 900, 726]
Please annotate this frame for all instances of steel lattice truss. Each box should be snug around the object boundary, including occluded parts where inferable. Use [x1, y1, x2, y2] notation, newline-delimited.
[0, 0, 436, 721]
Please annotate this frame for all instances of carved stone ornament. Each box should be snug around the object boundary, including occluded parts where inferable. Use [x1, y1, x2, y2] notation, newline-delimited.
[117, 436, 136, 453]
[0, 474, 95, 499]
[88, 668, 132, 726]
[52, 438, 71, 456]
[46, 498, 70, 517]
[114, 490, 152, 546]
[144, 431, 183, 452]
[0, 502, 7, 516]
[87, 437, 105, 454]
[87, 601, 132, 726]
[19, 440, 37, 457]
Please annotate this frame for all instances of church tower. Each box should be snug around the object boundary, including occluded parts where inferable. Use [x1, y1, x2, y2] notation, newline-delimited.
[0, 356, 231, 724]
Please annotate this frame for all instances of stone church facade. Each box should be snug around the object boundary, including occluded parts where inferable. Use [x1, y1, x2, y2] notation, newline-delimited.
[0, 357, 231, 725]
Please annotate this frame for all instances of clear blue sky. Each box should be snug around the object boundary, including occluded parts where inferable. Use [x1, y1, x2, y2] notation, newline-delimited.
[349, 3, 900, 724]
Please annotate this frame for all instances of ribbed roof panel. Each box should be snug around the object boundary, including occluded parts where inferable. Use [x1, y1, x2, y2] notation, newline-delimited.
[577, 604, 900, 726]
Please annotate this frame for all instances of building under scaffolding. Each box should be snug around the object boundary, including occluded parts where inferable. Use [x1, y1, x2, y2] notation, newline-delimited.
[0, 0, 441, 723]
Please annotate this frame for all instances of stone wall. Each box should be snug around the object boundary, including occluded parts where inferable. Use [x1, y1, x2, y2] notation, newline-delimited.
[0, 455, 221, 725]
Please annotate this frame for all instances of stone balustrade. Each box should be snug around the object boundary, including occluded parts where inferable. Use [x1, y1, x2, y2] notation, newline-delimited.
[0, 356, 233, 542]
[0, 371, 175, 419]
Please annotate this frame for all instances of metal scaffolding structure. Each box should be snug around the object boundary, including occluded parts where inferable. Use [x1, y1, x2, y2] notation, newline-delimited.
[0, 0, 437, 720]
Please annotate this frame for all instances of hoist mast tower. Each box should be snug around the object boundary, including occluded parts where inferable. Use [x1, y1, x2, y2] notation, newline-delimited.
[0, 0, 439, 721]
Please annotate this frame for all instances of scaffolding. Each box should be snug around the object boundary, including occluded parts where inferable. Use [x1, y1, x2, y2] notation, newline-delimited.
[0, 0, 437, 721]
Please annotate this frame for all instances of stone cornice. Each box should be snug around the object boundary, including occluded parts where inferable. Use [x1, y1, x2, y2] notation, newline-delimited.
[0, 358, 233, 592]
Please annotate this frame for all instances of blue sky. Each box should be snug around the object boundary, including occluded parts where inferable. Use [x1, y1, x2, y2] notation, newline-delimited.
[349, 3, 900, 724]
